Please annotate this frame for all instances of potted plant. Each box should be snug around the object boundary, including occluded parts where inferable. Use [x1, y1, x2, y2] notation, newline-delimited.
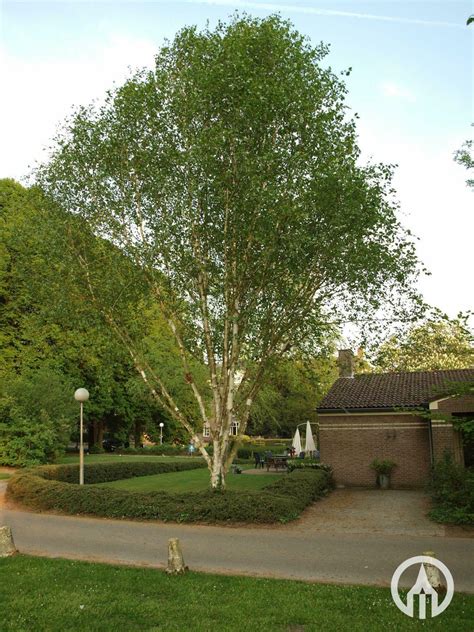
[370, 459, 397, 489]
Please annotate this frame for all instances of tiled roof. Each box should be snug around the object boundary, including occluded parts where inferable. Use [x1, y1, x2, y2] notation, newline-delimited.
[317, 368, 474, 411]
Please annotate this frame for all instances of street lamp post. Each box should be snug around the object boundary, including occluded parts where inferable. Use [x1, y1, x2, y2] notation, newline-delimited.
[74, 388, 90, 485]
[159, 422, 164, 445]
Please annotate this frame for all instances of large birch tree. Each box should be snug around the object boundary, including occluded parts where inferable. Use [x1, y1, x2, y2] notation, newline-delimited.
[37, 15, 421, 488]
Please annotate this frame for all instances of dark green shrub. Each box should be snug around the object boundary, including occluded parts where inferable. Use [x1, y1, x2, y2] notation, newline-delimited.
[7, 461, 331, 524]
[120, 444, 187, 456]
[87, 446, 105, 455]
[0, 368, 77, 467]
[39, 460, 206, 484]
[119, 444, 214, 457]
[428, 452, 474, 525]
[286, 459, 332, 473]
[263, 469, 332, 511]
[370, 459, 397, 476]
[246, 443, 289, 454]
[237, 448, 253, 459]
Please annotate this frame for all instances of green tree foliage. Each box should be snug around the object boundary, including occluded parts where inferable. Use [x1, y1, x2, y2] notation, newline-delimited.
[0, 368, 76, 466]
[429, 452, 474, 525]
[36, 15, 421, 487]
[0, 179, 191, 461]
[454, 132, 474, 190]
[431, 380, 474, 466]
[249, 354, 337, 437]
[373, 312, 474, 372]
[0, 180, 139, 452]
[352, 348, 374, 374]
[0, 179, 36, 373]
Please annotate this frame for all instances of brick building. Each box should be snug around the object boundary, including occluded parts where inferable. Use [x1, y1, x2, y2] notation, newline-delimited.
[317, 351, 474, 488]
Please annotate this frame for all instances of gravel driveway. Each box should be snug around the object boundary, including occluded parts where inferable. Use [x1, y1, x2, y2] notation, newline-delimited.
[290, 488, 445, 537]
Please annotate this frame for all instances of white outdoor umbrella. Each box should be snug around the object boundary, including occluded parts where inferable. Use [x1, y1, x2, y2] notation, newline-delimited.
[304, 420, 316, 454]
[292, 427, 302, 455]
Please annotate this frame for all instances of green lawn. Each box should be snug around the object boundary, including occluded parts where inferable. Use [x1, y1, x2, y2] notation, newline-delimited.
[0, 472, 11, 480]
[1, 556, 472, 631]
[56, 454, 277, 491]
[97, 466, 279, 492]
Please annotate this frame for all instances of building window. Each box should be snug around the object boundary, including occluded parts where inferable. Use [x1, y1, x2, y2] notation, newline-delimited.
[203, 423, 210, 438]
[230, 420, 240, 436]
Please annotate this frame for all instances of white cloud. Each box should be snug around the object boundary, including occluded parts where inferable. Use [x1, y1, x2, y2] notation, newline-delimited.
[381, 81, 416, 102]
[0, 34, 157, 181]
[357, 121, 474, 317]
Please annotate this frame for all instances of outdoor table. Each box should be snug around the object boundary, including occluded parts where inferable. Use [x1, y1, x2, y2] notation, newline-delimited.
[266, 455, 288, 472]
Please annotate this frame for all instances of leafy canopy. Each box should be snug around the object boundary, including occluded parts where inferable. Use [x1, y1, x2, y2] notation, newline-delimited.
[249, 354, 337, 437]
[38, 15, 420, 359]
[0, 179, 194, 460]
[373, 311, 474, 372]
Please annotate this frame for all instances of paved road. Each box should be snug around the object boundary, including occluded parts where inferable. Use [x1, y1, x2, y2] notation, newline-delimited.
[1, 485, 473, 592]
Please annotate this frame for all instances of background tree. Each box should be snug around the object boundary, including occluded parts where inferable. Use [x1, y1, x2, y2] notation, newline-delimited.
[249, 353, 337, 437]
[0, 180, 135, 454]
[0, 178, 34, 375]
[0, 368, 77, 466]
[37, 15, 421, 488]
[372, 312, 474, 372]
[0, 179, 192, 463]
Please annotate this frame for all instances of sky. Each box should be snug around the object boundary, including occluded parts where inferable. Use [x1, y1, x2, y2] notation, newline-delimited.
[1, 0, 473, 320]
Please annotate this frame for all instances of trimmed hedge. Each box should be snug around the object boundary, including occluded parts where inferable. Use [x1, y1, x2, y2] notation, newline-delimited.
[118, 446, 254, 460]
[102, 444, 284, 460]
[236, 448, 253, 459]
[119, 445, 193, 457]
[39, 460, 206, 484]
[7, 461, 332, 524]
[262, 469, 333, 515]
[286, 460, 331, 473]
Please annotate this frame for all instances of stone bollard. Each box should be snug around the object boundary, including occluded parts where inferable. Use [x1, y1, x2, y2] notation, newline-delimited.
[0, 526, 17, 557]
[423, 551, 446, 595]
[166, 538, 188, 575]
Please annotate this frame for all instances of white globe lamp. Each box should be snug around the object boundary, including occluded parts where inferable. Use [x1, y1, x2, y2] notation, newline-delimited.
[74, 388, 90, 403]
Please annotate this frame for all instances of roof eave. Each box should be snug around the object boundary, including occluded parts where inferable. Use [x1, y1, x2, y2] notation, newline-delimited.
[316, 405, 429, 414]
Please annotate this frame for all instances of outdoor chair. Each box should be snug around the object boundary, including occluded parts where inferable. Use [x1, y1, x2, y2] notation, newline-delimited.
[254, 452, 264, 469]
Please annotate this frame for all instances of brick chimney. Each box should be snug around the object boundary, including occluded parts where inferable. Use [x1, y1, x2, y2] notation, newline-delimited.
[338, 349, 354, 378]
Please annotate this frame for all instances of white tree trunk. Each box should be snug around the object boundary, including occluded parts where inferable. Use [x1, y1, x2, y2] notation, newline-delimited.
[210, 439, 227, 489]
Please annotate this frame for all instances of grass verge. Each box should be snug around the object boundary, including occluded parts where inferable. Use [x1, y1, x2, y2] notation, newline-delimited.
[1, 555, 472, 631]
